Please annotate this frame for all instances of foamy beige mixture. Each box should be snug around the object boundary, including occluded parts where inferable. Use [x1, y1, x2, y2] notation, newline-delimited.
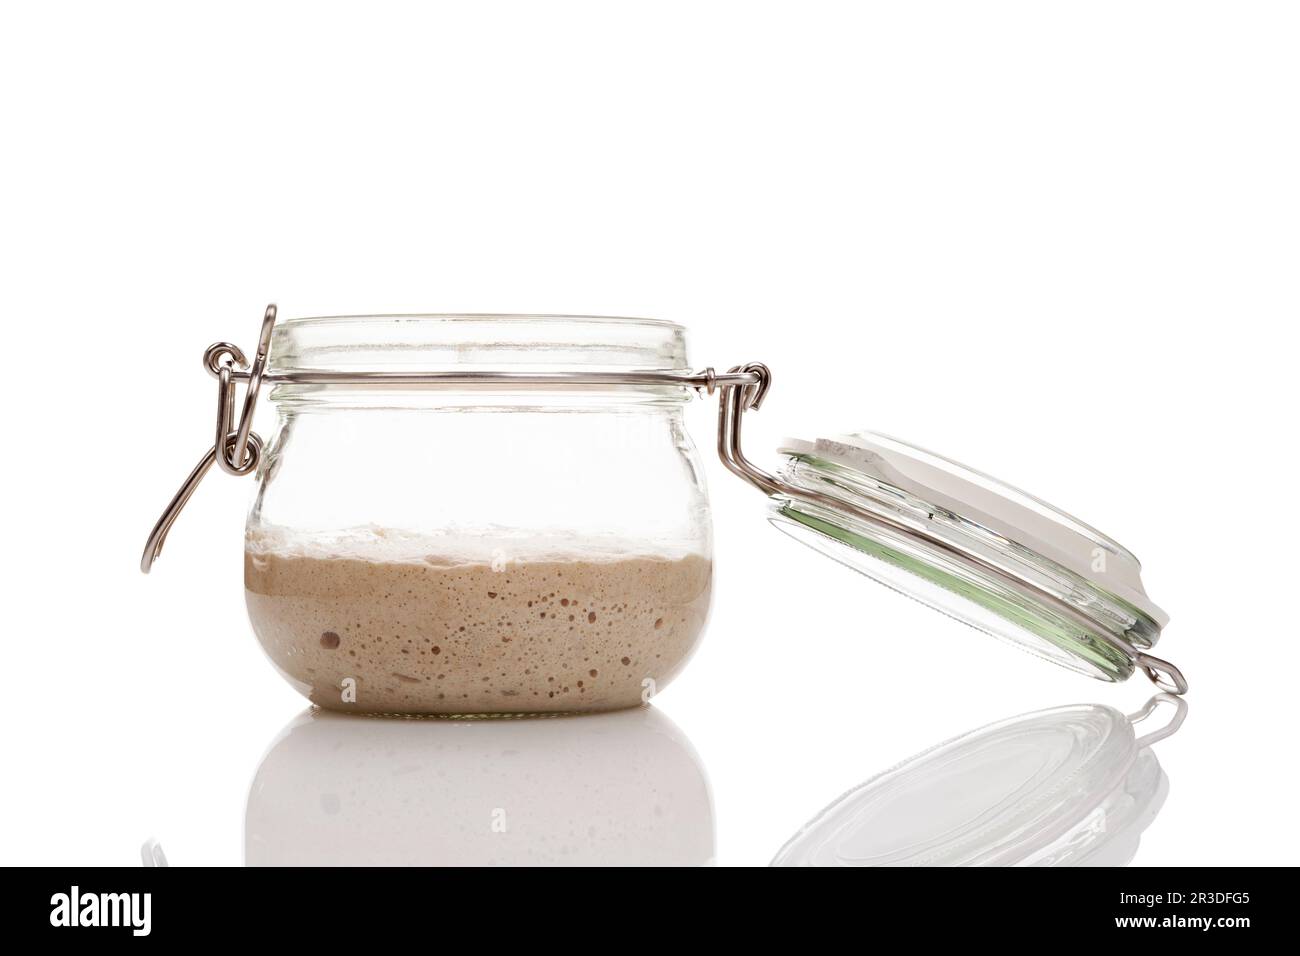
[245, 528, 712, 714]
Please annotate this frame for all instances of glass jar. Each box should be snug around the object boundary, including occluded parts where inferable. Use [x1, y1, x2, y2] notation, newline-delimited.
[143, 303, 1188, 714]
[241, 315, 712, 715]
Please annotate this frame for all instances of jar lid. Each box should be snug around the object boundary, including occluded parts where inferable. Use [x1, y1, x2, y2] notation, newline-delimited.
[769, 432, 1168, 684]
[770, 696, 1183, 866]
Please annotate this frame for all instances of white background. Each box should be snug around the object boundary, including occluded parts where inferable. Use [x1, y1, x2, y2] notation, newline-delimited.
[2, 1, 1297, 866]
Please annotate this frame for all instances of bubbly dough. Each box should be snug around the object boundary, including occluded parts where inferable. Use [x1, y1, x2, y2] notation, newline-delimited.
[244, 528, 712, 714]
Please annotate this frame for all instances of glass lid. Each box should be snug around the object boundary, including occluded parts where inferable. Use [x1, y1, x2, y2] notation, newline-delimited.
[771, 696, 1182, 867]
[769, 431, 1169, 683]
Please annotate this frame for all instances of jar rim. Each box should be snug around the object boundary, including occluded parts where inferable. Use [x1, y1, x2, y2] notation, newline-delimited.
[282, 312, 683, 328]
[269, 313, 691, 377]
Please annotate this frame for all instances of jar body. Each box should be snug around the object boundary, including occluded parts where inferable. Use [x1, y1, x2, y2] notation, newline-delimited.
[244, 380, 712, 715]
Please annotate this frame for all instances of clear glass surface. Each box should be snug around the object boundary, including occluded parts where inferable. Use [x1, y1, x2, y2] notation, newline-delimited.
[244, 315, 713, 716]
[769, 431, 1171, 682]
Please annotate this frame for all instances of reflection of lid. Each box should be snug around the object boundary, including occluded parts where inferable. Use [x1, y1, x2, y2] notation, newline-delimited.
[771, 696, 1183, 867]
[771, 431, 1169, 684]
[1021, 747, 1168, 867]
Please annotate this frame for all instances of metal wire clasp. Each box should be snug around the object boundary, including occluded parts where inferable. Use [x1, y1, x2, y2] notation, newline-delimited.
[140, 304, 276, 572]
[208, 304, 274, 475]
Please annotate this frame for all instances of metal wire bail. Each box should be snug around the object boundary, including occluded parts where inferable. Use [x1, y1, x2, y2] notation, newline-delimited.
[140, 304, 276, 572]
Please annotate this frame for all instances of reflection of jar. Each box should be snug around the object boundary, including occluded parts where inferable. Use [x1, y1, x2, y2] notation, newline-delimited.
[245, 706, 714, 866]
[241, 315, 713, 714]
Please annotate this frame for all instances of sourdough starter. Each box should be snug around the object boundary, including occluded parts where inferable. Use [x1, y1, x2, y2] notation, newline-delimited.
[245, 528, 711, 714]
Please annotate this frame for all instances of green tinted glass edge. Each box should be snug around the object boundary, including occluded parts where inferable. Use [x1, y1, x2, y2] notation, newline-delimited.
[778, 502, 1134, 681]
